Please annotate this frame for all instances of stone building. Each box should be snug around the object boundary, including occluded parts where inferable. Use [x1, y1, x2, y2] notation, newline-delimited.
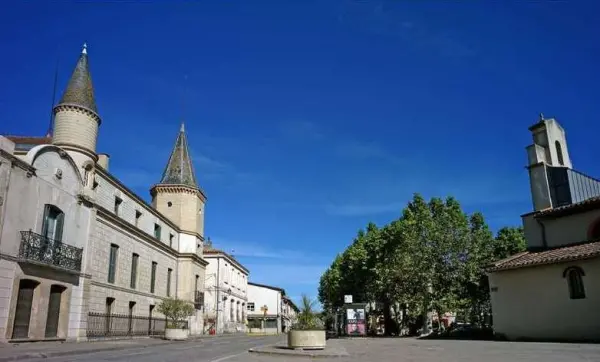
[487, 114, 600, 341]
[0, 44, 209, 342]
[203, 245, 249, 334]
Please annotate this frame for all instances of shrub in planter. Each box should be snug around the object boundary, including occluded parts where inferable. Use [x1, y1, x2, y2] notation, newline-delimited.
[157, 298, 195, 340]
[288, 295, 326, 350]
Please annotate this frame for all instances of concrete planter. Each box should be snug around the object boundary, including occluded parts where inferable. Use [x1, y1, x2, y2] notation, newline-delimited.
[287, 330, 326, 350]
[164, 328, 189, 341]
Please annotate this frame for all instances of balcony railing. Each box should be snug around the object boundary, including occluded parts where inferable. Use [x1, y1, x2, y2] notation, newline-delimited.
[19, 230, 83, 272]
[194, 290, 204, 310]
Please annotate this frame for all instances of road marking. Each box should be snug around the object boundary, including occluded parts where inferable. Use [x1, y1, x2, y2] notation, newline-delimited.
[208, 351, 247, 362]
[207, 340, 279, 362]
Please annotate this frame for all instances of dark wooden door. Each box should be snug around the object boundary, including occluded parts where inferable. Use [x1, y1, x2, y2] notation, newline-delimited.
[45, 285, 63, 337]
[12, 280, 37, 339]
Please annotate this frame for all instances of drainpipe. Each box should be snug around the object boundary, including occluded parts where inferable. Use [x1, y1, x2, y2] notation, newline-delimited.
[216, 258, 220, 334]
[0, 159, 13, 250]
[536, 218, 548, 249]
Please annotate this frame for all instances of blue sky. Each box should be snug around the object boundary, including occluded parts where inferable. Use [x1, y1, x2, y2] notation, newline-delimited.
[2, 1, 600, 306]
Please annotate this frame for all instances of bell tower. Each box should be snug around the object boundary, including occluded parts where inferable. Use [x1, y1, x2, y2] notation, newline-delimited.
[526, 113, 573, 211]
[52, 43, 101, 176]
[151, 124, 207, 248]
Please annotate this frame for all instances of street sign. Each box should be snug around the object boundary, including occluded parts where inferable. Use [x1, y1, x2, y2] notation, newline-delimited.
[344, 295, 353, 304]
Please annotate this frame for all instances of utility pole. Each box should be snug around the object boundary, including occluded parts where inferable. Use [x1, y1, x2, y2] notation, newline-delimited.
[216, 258, 220, 334]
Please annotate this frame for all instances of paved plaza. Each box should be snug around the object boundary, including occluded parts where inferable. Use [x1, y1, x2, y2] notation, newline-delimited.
[235, 337, 600, 362]
[4, 335, 600, 362]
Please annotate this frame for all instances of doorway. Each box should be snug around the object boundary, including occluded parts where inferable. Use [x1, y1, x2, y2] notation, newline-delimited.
[12, 279, 39, 339]
[45, 285, 65, 338]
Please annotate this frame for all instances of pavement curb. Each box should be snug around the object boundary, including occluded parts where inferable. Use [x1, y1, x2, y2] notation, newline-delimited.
[248, 346, 349, 359]
[0, 341, 180, 362]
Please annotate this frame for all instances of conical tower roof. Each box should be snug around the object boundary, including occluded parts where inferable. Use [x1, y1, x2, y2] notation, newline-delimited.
[158, 123, 198, 188]
[57, 43, 98, 114]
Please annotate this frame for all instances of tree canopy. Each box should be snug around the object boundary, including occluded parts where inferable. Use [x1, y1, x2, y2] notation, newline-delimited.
[317, 193, 526, 335]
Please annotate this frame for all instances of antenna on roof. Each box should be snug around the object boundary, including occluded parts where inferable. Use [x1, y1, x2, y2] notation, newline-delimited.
[181, 74, 188, 123]
[46, 55, 60, 137]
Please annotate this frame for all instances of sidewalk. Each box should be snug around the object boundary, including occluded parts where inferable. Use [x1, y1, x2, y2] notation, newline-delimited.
[0, 334, 229, 362]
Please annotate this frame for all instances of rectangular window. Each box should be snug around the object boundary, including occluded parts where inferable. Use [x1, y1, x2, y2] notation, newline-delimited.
[130, 253, 139, 289]
[105, 297, 114, 315]
[150, 261, 157, 293]
[42, 204, 65, 242]
[114, 197, 122, 216]
[167, 268, 172, 297]
[154, 223, 161, 240]
[108, 244, 119, 283]
[169, 233, 174, 248]
[135, 210, 142, 227]
[247, 302, 255, 312]
[195, 275, 199, 294]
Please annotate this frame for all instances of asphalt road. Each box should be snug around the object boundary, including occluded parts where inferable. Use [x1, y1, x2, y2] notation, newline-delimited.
[19, 335, 284, 362]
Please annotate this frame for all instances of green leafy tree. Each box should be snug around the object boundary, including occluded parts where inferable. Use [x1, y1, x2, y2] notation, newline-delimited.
[157, 298, 195, 329]
[317, 193, 528, 334]
[493, 226, 526, 259]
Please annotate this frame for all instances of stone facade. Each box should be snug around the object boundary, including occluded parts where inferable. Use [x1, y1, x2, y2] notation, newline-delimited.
[0, 139, 93, 341]
[0, 44, 209, 342]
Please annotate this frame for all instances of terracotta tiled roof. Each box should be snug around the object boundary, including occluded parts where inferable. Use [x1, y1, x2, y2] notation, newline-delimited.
[487, 241, 600, 272]
[6, 136, 52, 145]
[532, 196, 600, 219]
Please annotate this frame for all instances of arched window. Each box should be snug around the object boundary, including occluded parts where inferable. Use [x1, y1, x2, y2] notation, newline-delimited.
[555, 140, 565, 166]
[563, 266, 586, 299]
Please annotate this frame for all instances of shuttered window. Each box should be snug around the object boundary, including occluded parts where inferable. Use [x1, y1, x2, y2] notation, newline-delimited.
[108, 244, 119, 283]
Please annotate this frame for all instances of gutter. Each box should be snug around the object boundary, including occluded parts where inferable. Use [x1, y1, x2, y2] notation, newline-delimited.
[0, 161, 12, 251]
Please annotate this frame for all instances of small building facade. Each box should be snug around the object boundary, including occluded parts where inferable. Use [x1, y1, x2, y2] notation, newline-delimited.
[203, 246, 249, 334]
[487, 114, 600, 341]
[0, 44, 210, 342]
[281, 296, 299, 332]
[246, 282, 285, 334]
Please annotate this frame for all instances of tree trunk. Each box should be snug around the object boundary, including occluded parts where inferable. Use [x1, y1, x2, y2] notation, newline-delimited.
[382, 300, 393, 336]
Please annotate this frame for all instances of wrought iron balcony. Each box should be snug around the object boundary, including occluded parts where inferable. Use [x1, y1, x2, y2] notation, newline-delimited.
[19, 230, 83, 272]
[194, 290, 204, 310]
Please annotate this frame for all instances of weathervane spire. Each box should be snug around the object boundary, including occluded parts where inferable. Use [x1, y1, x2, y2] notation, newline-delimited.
[82, 42, 87, 55]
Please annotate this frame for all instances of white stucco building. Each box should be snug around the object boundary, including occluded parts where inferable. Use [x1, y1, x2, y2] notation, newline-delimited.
[487, 114, 600, 342]
[202, 245, 249, 334]
[246, 282, 287, 334]
[0, 44, 210, 342]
